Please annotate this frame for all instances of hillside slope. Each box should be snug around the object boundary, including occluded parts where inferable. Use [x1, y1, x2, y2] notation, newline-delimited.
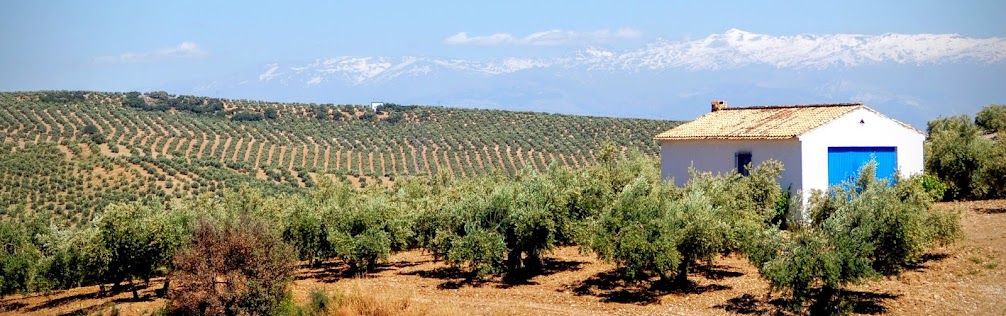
[0, 91, 678, 225]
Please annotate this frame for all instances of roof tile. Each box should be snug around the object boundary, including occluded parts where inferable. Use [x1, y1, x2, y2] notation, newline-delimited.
[654, 103, 862, 140]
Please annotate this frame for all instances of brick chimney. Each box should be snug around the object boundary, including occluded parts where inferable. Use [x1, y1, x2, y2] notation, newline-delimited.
[711, 100, 727, 112]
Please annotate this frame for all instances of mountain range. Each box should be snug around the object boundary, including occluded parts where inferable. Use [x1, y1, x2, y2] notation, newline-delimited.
[189, 29, 1006, 129]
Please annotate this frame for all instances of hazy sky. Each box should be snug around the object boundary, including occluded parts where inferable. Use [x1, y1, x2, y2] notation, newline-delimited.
[0, 1, 1003, 124]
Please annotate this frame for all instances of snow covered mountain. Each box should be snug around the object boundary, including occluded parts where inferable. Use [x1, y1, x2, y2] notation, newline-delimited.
[190, 29, 1006, 128]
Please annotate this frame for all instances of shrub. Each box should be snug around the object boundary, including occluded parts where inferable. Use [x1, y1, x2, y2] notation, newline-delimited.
[38, 226, 107, 291]
[326, 192, 411, 273]
[975, 104, 1006, 133]
[925, 108, 1005, 201]
[585, 160, 781, 285]
[264, 108, 279, 120]
[756, 163, 962, 310]
[91, 203, 182, 298]
[585, 176, 682, 282]
[920, 173, 948, 201]
[0, 220, 42, 295]
[168, 216, 295, 316]
[416, 165, 596, 279]
[283, 198, 333, 266]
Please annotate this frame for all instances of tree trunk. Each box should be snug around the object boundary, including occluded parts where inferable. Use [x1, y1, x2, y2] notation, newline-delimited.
[675, 259, 690, 285]
[506, 248, 522, 272]
[525, 252, 543, 272]
[810, 285, 840, 314]
[130, 279, 139, 301]
[160, 276, 170, 298]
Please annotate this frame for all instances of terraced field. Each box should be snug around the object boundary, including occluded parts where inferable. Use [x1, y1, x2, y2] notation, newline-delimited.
[0, 91, 678, 226]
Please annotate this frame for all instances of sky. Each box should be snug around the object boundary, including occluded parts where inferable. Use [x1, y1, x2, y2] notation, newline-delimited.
[1, 1, 1004, 124]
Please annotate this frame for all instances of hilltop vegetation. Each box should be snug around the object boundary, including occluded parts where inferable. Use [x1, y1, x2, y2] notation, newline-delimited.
[0, 90, 676, 226]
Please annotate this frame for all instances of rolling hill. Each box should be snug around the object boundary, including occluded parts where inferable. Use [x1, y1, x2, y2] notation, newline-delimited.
[0, 90, 679, 226]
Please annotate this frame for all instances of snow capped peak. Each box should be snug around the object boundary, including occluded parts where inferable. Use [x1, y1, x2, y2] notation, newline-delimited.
[616, 29, 1006, 70]
[258, 64, 281, 81]
[247, 29, 1006, 86]
[722, 28, 753, 38]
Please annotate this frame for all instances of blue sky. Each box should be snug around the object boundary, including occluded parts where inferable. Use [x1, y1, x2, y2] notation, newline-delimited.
[1, 1, 1004, 125]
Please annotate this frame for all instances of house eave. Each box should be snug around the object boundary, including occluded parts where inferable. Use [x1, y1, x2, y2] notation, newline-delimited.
[654, 136, 799, 141]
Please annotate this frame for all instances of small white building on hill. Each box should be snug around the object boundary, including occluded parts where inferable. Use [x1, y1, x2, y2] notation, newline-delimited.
[654, 101, 925, 212]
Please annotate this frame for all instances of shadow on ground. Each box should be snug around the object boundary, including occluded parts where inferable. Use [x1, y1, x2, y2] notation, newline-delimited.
[5, 282, 158, 316]
[975, 206, 1006, 214]
[25, 289, 104, 312]
[498, 258, 585, 288]
[564, 264, 739, 305]
[297, 259, 429, 283]
[905, 252, 950, 272]
[400, 266, 488, 289]
[295, 260, 352, 282]
[401, 257, 585, 290]
[715, 288, 899, 315]
[0, 302, 28, 313]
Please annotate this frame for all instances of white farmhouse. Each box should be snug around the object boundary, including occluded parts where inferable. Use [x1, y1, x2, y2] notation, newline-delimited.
[654, 101, 925, 212]
[371, 102, 385, 111]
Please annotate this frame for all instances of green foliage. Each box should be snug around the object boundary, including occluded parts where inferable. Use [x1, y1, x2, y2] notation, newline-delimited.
[0, 220, 43, 295]
[231, 110, 265, 122]
[283, 198, 332, 266]
[94, 202, 187, 297]
[326, 191, 412, 272]
[757, 163, 963, 310]
[415, 163, 608, 278]
[920, 173, 947, 201]
[82, 124, 99, 135]
[38, 91, 88, 103]
[975, 104, 1006, 133]
[925, 107, 1006, 200]
[280, 179, 413, 273]
[264, 107, 279, 120]
[585, 160, 783, 284]
[585, 176, 681, 281]
[446, 227, 507, 277]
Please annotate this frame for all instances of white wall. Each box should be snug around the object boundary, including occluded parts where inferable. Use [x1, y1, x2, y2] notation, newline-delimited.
[659, 139, 803, 190]
[798, 107, 926, 196]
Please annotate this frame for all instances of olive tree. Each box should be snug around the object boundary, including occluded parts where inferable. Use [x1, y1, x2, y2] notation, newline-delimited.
[754, 163, 962, 311]
[94, 202, 185, 299]
[585, 160, 782, 286]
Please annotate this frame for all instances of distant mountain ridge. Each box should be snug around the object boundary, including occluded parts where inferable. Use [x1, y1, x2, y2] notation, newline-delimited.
[242, 29, 1006, 87]
[190, 29, 1006, 129]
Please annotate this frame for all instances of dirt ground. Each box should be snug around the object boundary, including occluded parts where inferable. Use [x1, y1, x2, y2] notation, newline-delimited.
[2, 200, 1004, 316]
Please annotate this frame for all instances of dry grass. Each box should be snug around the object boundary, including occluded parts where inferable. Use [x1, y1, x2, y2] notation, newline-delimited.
[293, 285, 442, 316]
[329, 288, 431, 316]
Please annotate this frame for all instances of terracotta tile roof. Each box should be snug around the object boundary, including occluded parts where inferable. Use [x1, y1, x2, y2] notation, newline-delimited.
[654, 103, 864, 140]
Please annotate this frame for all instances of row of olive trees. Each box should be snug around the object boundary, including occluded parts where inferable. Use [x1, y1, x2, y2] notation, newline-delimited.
[0, 202, 188, 300]
[0, 188, 300, 315]
[2, 145, 965, 313]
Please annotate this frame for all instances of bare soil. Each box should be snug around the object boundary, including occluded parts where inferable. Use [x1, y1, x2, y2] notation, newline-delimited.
[3, 201, 1004, 316]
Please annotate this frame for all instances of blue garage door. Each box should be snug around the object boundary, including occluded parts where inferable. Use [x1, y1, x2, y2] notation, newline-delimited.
[827, 147, 897, 187]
